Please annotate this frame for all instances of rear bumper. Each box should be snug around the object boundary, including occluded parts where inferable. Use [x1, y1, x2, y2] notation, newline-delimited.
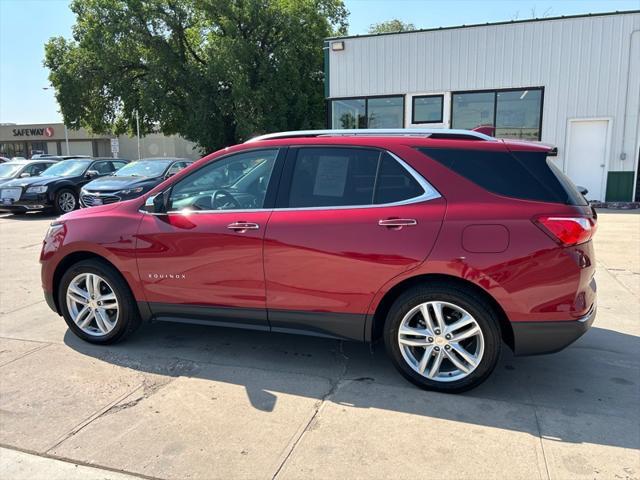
[512, 303, 596, 356]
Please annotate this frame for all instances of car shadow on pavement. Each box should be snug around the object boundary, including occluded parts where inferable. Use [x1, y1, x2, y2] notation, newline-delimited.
[0, 212, 57, 220]
[63, 322, 639, 450]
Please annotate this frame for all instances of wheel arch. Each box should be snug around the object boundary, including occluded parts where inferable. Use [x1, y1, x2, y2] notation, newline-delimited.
[368, 273, 514, 350]
[51, 251, 139, 315]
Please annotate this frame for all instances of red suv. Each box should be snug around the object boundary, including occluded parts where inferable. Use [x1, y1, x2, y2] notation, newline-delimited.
[40, 129, 597, 393]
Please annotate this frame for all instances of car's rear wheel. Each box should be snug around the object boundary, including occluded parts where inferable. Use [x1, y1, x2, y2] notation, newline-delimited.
[58, 259, 141, 344]
[55, 189, 77, 214]
[384, 283, 501, 393]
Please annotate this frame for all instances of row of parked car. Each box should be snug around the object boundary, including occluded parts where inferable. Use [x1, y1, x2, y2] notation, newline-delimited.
[0, 156, 193, 215]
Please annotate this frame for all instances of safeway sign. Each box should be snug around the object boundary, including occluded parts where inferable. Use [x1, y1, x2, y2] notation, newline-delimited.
[110, 138, 119, 156]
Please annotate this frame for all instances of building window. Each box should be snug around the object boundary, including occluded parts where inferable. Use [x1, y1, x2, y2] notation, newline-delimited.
[451, 88, 543, 140]
[412, 95, 444, 124]
[330, 96, 404, 129]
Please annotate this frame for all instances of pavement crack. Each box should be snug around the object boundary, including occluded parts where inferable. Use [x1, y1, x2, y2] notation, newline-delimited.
[42, 378, 175, 454]
[271, 341, 350, 480]
[0, 342, 51, 368]
[102, 377, 172, 416]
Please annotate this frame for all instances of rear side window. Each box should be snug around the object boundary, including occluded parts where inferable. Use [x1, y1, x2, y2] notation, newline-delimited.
[374, 154, 424, 204]
[418, 148, 587, 205]
[287, 148, 425, 208]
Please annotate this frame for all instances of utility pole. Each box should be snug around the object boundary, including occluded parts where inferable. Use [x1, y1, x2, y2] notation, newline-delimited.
[136, 110, 141, 160]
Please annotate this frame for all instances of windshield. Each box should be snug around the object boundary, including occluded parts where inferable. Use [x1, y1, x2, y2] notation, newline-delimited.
[41, 160, 92, 177]
[0, 164, 22, 178]
[115, 160, 172, 177]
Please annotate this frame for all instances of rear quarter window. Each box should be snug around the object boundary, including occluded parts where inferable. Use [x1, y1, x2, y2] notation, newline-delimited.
[417, 147, 587, 205]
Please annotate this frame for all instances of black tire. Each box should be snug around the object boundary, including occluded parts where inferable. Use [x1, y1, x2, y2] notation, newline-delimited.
[58, 259, 141, 344]
[383, 282, 501, 393]
[54, 188, 77, 215]
[11, 210, 26, 215]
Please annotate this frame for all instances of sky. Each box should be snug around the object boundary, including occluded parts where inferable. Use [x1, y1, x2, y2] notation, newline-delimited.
[1, 0, 639, 125]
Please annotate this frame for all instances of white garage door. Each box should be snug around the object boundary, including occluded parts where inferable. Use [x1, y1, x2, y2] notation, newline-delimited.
[565, 119, 610, 202]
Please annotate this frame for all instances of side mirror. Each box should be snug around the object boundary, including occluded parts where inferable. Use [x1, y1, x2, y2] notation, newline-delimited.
[577, 185, 588, 196]
[143, 191, 170, 214]
[86, 170, 99, 178]
[19, 172, 31, 178]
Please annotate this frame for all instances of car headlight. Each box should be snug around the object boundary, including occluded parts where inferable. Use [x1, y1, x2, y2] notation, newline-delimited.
[118, 186, 145, 195]
[26, 186, 48, 194]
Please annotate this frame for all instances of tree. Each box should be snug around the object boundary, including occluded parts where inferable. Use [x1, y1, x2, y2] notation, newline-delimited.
[44, 0, 348, 152]
[368, 19, 415, 34]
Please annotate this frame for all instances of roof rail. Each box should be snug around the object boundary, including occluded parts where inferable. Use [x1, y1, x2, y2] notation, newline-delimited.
[245, 128, 496, 143]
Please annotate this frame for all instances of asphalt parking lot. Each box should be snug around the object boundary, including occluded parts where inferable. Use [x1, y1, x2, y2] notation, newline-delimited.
[0, 210, 638, 480]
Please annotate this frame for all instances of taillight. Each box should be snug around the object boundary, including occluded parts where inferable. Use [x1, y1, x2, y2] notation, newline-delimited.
[534, 216, 596, 246]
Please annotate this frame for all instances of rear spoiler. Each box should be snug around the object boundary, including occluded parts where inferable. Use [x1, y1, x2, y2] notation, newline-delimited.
[471, 127, 558, 156]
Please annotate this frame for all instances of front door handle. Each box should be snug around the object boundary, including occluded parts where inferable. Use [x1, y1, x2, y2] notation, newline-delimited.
[378, 218, 417, 229]
[227, 222, 260, 232]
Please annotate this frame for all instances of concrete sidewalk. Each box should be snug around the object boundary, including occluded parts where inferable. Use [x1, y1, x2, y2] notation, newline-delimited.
[0, 210, 638, 479]
[0, 447, 142, 480]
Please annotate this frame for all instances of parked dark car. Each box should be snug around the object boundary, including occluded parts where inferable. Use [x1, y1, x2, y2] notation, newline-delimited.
[0, 160, 57, 188]
[40, 129, 597, 393]
[0, 158, 128, 214]
[80, 158, 192, 207]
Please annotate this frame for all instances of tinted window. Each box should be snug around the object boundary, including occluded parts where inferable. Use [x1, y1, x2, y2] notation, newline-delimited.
[374, 154, 424, 204]
[418, 148, 587, 205]
[92, 161, 116, 174]
[169, 150, 277, 211]
[288, 148, 378, 207]
[412, 95, 443, 123]
[287, 148, 424, 208]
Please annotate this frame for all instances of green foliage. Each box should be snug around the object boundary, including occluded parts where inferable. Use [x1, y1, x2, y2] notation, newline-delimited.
[368, 19, 415, 34]
[44, 0, 348, 152]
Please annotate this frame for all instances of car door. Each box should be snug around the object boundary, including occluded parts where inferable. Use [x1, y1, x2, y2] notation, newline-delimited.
[135, 148, 284, 330]
[263, 146, 446, 340]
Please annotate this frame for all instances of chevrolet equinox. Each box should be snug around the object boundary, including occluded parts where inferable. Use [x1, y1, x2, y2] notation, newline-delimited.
[40, 129, 597, 393]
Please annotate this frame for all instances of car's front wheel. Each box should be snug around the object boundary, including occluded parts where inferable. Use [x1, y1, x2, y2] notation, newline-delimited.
[384, 282, 501, 393]
[58, 259, 141, 344]
[54, 188, 77, 214]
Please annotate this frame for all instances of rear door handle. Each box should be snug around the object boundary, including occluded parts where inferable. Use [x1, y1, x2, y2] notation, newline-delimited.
[227, 222, 260, 231]
[378, 218, 417, 228]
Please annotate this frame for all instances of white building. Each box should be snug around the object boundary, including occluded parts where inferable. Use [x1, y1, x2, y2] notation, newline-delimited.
[324, 11, 640, 202]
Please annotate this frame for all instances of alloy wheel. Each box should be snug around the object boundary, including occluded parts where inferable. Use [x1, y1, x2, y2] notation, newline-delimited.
[58, 192, 76, 212]
[397, 301, 484, 382]
[66, 273, 119, 336]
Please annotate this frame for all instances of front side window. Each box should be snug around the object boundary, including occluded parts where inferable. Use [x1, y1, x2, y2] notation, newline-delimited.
[24, 163, 50, 176]
[330, 96, 404, 129]
[412, 95, 444, 124]
[287, 147, 425, 208]
[169, 149, 278, 211]
[91, 161, 117, 174]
